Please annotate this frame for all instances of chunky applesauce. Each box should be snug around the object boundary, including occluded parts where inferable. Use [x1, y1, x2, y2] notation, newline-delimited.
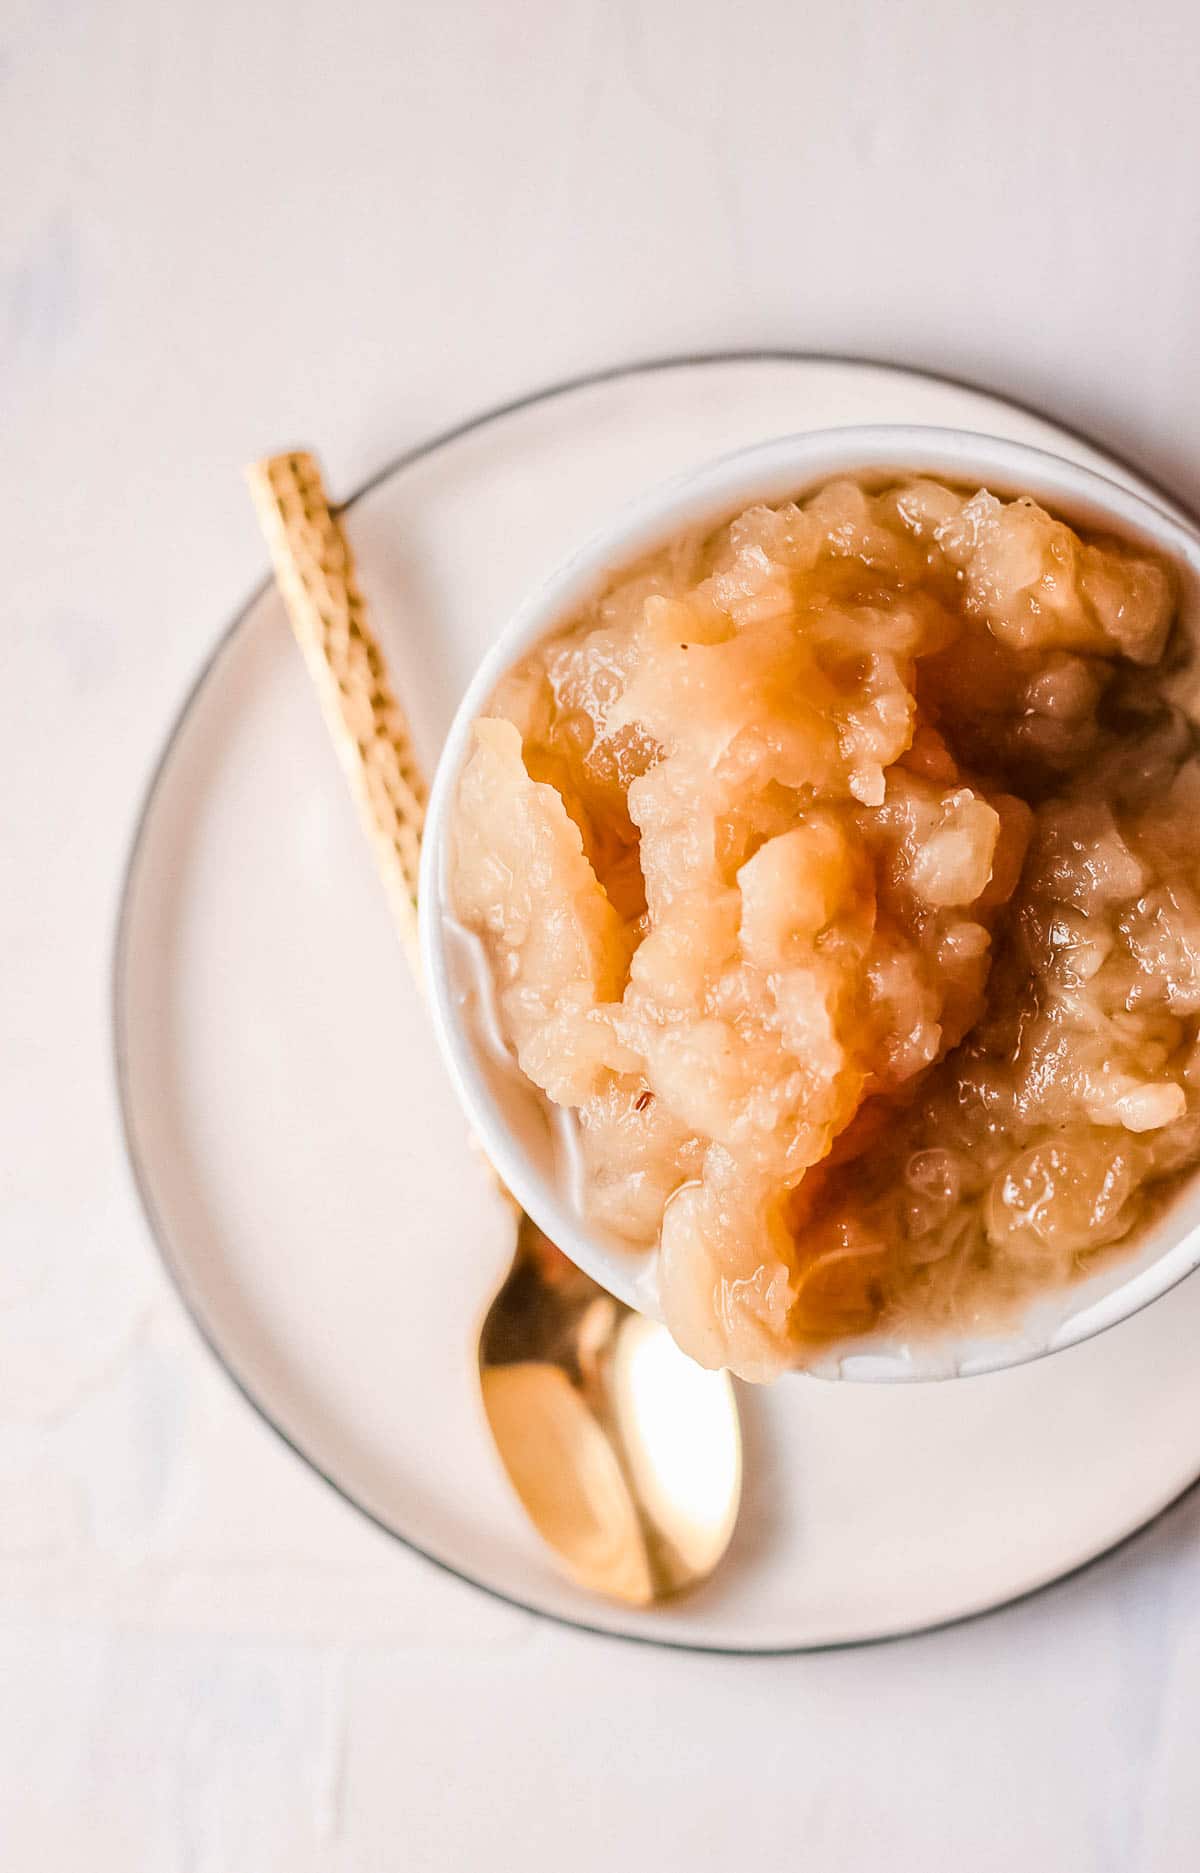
[451, 476, 1197, 1379]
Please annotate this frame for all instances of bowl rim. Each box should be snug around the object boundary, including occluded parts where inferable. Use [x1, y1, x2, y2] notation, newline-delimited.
[418, 421, 1200, 1382]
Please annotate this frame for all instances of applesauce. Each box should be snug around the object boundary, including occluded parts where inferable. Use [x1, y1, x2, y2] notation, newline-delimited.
[450, 475, 1198, 1379]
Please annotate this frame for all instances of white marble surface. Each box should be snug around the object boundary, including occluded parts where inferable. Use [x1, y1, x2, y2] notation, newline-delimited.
[6, 0, 1200, 1864]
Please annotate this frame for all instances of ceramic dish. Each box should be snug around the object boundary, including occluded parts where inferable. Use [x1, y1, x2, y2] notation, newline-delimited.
[115, 354, 1200, 1648]
[421, 424, 1200, 1382]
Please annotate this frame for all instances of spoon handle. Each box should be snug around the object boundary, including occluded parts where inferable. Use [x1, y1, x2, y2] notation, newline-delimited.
[244, 450, 427, 972]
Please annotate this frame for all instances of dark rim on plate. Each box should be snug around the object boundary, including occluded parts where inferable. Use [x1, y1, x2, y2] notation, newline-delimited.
[112, 349, 1200, 1655]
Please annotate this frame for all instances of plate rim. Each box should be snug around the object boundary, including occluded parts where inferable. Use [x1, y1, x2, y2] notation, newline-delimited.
[111, 347, 1200, 1655]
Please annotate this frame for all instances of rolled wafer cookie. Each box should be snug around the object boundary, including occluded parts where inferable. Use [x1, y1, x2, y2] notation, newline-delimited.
[246, 449, 513, 1209]
[245, 450, 427, 972]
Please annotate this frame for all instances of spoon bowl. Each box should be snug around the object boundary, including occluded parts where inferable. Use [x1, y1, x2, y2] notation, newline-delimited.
[479, 1212, 741, 1605]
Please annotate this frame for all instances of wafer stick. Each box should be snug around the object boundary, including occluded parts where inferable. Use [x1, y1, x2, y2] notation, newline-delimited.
[244, 450, 427, 971]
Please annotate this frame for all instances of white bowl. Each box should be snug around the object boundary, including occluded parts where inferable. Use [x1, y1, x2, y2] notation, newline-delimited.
[420, 424, 1200, 1380]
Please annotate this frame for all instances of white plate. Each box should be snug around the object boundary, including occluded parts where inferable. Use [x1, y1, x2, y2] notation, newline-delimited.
[115, 354, 1200, 1651]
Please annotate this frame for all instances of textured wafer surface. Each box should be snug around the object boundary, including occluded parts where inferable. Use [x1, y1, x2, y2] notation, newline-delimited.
[245, 449, 428, 969]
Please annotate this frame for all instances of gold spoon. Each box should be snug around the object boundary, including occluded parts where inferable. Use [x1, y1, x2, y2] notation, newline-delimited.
[246, 449, 742, 1607]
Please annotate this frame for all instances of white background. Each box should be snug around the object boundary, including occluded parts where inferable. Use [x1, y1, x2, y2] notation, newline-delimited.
[6, 0, 1200, 1866]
